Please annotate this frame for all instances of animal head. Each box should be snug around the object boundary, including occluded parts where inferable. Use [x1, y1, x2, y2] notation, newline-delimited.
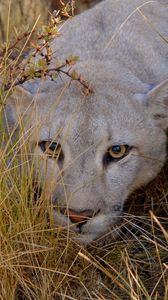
[4, 60, 168, 244]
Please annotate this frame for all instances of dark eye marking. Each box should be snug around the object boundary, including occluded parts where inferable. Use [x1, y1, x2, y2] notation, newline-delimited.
[103, 144, 131, 166]
[38, 141, 64, 161]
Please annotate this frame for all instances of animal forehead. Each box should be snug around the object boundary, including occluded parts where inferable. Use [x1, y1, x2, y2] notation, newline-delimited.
[58, 99, 141, 149]
[35, 80, 144, 145]
[69, 115, 107, 147]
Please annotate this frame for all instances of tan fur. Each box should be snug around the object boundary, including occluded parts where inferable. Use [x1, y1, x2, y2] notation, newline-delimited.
[4, 0, 168, 243]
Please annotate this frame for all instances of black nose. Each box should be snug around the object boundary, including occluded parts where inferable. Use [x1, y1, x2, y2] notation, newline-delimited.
[60, 208, 95, 223]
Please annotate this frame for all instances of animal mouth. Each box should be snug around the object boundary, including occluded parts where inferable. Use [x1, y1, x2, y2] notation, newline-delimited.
[52, 204, 123, 243]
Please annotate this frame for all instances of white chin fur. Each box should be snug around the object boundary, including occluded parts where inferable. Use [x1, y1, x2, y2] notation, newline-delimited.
[74, 232, 99, 244]
[53, 210, 120, 244]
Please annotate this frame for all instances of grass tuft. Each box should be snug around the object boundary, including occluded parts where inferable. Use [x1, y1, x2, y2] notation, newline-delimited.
[0, 1, 167, 299]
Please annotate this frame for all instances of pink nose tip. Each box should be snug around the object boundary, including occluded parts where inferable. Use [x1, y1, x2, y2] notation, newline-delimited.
[60, 208, 94, 223]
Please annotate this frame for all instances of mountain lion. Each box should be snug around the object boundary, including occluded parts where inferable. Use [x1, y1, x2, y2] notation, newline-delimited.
[4, 0, 168, 244]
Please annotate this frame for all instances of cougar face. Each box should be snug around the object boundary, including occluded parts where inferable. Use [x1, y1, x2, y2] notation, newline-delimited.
[4, 0, 168, 244]
[5, 65, 168, 244]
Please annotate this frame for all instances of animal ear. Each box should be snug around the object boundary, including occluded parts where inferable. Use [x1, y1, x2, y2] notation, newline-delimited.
[7, 84, 33, 112]
[135, 80, 168, 130]
[4, 85, 33, 133]
[147, 79, 168, 130]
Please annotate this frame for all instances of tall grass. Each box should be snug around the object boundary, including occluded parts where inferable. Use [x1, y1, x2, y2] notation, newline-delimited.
[0, 70, 167, 300]
[0, 1, 167, 299]
[0, 142, 167, 299]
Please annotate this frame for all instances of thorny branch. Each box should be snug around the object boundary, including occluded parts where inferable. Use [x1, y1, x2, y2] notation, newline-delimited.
[0, 0, 93, 99]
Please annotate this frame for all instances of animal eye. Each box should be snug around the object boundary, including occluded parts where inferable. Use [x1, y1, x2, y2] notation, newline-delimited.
[103, 145, 130, 166]
[39, 141, 63, 160]
[107, 145, 128, 159]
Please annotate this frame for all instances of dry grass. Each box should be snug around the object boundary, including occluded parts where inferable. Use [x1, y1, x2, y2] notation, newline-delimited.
[0, 1, 168, 299]
[0, 0, 101, 42]
[0, 137, 167, 300]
